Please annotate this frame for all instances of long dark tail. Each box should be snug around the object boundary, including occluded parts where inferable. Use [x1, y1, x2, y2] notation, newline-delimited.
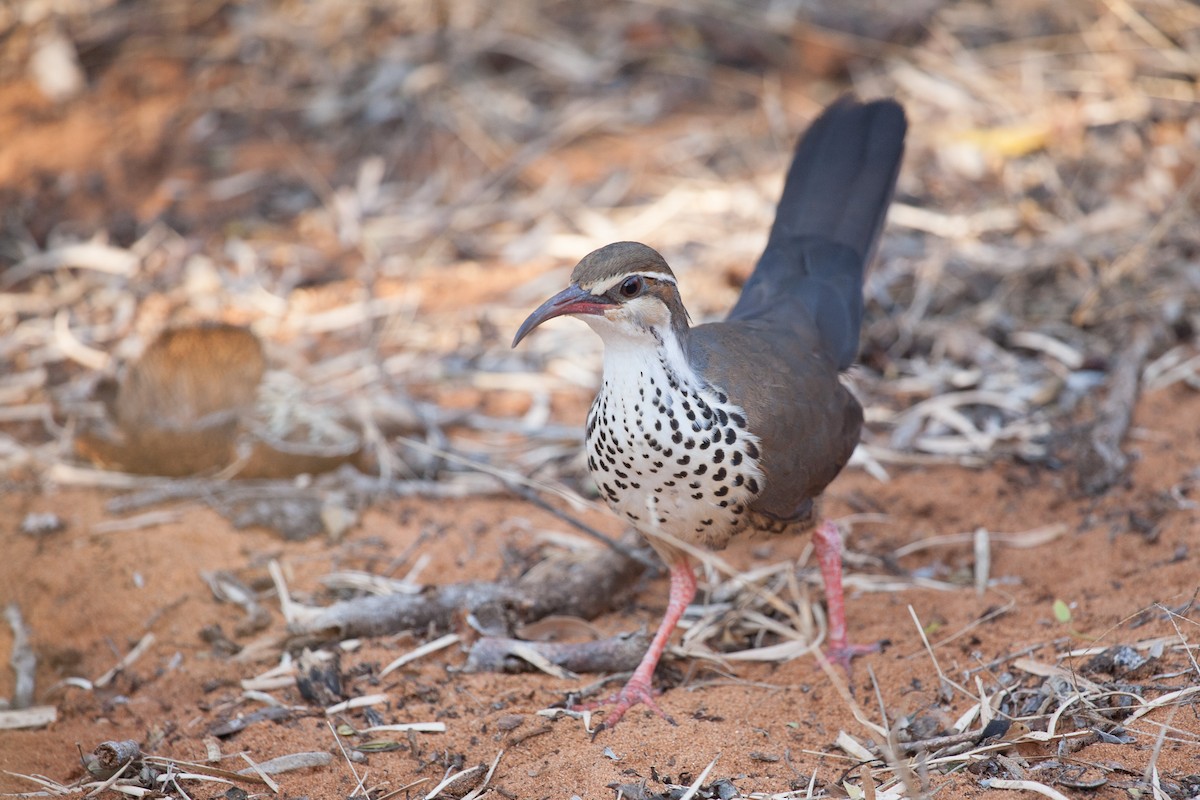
[729, 97, 907, 370]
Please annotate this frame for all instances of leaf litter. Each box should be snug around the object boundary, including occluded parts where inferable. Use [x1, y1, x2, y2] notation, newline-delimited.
[1, 0, 1199, 797]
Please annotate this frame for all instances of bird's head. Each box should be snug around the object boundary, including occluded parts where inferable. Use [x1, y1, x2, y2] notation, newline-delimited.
[512, 241, 689, 348]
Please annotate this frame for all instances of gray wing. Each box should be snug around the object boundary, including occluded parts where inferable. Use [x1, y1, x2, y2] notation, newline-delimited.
[685, 318, 862, 520]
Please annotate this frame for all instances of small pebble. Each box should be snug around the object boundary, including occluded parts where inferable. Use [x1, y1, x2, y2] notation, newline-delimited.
[21, 512, 65, 537]
[496, 714, 524, 732]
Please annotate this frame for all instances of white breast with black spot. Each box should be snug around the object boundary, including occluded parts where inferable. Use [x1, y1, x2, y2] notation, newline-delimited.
[584, 332, 765, 550]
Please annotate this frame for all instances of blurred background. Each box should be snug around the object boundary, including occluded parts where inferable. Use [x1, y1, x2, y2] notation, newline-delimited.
[0, 0, 1197, 498]
[2, 3, 1200, 795]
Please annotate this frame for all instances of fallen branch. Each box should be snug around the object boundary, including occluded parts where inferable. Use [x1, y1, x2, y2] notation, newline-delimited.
[0, 705, 58, 730]
[464, 631, 651, 674]
[287, 544, 647, 645]
[5, 604, 36, 709]
[1075, 321, 1160, 494]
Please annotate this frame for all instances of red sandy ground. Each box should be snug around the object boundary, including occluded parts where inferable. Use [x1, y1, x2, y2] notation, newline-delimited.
[0, 18, 1197, 797]
[1, 384, 1197, 799]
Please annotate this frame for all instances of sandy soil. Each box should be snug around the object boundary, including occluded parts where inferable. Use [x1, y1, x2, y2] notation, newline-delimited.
[2, 4, 1199, 799]
[2, 381, 1197, 798]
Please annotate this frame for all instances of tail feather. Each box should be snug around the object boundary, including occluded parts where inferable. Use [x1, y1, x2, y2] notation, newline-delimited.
[768, 97, 907, 260]
[729, 97, 907, 370]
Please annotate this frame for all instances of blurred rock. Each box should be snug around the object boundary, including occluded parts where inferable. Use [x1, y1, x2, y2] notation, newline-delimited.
[75, 324, 265, 476]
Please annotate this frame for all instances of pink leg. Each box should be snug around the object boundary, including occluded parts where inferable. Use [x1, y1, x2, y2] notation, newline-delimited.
[813, 520, 879, 674]
[589, 558, 696, 730]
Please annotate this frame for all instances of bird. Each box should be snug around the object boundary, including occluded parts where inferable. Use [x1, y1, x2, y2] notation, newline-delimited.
[512, 96, 907, 729]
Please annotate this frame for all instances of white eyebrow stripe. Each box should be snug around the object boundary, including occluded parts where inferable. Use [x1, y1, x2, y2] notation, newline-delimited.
[588, 272, 677, 295]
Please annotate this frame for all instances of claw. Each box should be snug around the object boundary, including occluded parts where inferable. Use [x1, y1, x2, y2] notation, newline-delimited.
[574, 677, 676, 734]
[604, 678, 675, 728]
[570, 559, 695, 733]
[824, 640, 882, 679]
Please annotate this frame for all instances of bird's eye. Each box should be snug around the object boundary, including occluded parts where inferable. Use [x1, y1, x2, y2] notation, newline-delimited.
[619, 276, 644, 297]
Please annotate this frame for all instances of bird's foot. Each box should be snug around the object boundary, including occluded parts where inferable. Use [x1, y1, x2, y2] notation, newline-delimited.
[824, 639, 881, 677]
[576, 677, 676, 733]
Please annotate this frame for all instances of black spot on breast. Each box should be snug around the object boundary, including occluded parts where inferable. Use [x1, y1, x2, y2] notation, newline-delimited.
[745, 441, 760, 459]
[731, 451, 743, 466]
[683, 439, 695, 450]
[614, 479, 627, 490]
[630, 481, 641, 489]
[730, 412, 745, 428]
[654, 487, 662, 493]
[714, 486, 729, 497]
[588, 456, 597, 471]
[716, 392, 728, 403]
[654, 419, 662, 431]
[627, 512, 640, 521]
[653, 460, 663, 468]
[733, 474, 744, 486]
[614, 469, 627, 479]
[724, 429, 736, 445]
[664, 480, 676, 487]
[670, 418, 680, 431]
[674, 471, 688, 479]
[694, 464, 707, 475]
[712, 466, 726, 481]
[712, 449, 725, 464]
[691, 491, 704, 500]
[672, 431, 683, 444]
[746, 477, 759, 494]
[716, 408, 728, 425]
[688, 481, 700, 489]
[700, 518, 712, 526]
[662, 448, 673, 457]
[678, 454, 690, 465]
